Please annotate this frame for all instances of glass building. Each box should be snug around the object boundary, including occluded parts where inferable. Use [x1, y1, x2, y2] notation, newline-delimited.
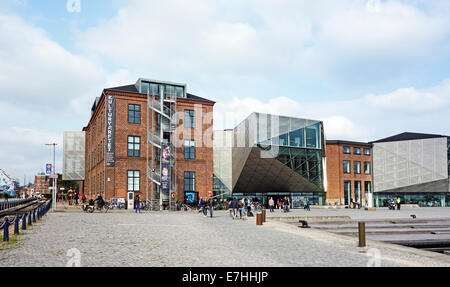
[213, 113, 326, 206]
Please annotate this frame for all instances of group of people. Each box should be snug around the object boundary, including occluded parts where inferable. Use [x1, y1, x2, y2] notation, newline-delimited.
[227, 197, 253, 220]
[56, 189, 88, 206]
[198, 197, 215, 217]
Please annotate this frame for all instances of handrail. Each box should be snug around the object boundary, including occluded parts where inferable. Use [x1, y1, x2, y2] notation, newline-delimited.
[1, 199, 52, 242]
[0, 197, 38, 211]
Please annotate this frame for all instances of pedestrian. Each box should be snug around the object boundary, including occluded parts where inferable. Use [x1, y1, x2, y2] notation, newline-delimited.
[208, 197, 214, 218]
[135, 195, 141, 213]
[306, 198, 311, 211]
[81, 194, 86, 204]
[246, 196, 252, 215]
[198, 197, 204, 214]
[269, 197, 274, 212]
[231, 198, 239, 219]
[396, 197, 401, 210]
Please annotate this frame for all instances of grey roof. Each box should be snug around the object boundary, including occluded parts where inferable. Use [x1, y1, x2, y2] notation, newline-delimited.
[371, 132, 449, 143]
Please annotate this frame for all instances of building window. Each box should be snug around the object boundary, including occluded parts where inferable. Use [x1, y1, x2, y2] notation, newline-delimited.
[184, 110, 194, 128]
[354, 161, 361, 174]
[128, 136, 140, 157]
[354, 147, 361, 155]
[365, 181, 372, 193]
[355, 181, 362, 201]
[184, 172, 195, 192]
[127, 170, 140, 192]
[364, 162, 371, 174]
[184, 140, 195, 159]
[364, 148, 370, 155]
[343, 161, 351, 174]
[343, 146, 351, 154]
[344, 181, 351, 205]
[128, 104, 141, 124]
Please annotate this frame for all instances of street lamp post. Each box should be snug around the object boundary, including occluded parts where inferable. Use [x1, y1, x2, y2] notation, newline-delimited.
[46, 143, 58, 211]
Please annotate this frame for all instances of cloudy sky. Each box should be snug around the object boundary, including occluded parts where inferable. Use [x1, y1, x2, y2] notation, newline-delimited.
[0, 0, 449, 183]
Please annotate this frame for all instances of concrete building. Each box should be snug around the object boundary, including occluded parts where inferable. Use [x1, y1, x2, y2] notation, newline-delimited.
[372, 132, 450, 207]
[83, 78, 215, 207]
[213, 112, 326, 207]
[325, 140, 373, 207]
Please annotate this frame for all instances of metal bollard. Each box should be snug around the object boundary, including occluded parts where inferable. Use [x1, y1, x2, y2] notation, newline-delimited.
[28, 212, 32, 226]
[22, 213, 26, 230]
[262, 209, 266, 223]
[14, 214, 19, 235]
[256, 213, 263, 226]
[358, 222, 366, 247]
[33, 209, 36, 223]
[3, 218, 9, 242]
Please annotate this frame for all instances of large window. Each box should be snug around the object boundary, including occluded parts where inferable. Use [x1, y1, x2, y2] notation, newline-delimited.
[184, 140, 195, 159]
[364, 148, 371, 155]
[354, 181, 362, 202]
[306, 124, 318, 148]
[343, 146, 351, 154]
[127, 170, 140, 192]
[344, 181, 351, 205]
[354, 161, 361, 174]
[128, 136, 140, 157]
[364, 162, 371, 174]
[184, 110, 195, 128]
[343, 161, 351, 174]
[128, 104, 141, 124]
[365, 181, 372, 193]
[184, 172, 195, 192]
[289, 128, 304, 147]
[354, 147, 361, 155]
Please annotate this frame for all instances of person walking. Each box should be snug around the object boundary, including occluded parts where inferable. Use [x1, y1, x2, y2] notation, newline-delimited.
[231, 198, 239, 219]
[306, 198, 311, 211]
[269, 197, 274, 212]
[208, 197, 214, 218]
[135, 195, 141, 213]
[199, 197, 204, 214]
[246, 196, 252, 215]
[396, 197, 401, 210]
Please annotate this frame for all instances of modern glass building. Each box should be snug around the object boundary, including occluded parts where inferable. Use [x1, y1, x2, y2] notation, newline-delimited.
[213, 113, 326, 207]
[372, 132, 450, 207]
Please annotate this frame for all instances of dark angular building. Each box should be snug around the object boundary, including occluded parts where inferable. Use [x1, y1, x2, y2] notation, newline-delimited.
[214, 112, 326, 207]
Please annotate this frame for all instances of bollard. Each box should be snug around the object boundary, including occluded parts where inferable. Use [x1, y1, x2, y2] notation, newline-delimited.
[22, 213, 26, 230]
[3, 218, 9, 242]
[256, 213, 263, 226]
[14, 214, 19, 235]
[358, 222, 366, 247]
[28, 212, 32, 226]
[33, 209, 36, 223]
[262, 209, 266, 223]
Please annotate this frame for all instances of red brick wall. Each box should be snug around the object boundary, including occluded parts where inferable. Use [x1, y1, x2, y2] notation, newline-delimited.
[84, 90, 214, 203]
[325, 142, 373, 205]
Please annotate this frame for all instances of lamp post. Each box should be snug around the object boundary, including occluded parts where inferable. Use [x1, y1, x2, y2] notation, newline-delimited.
[46, 143, 58, 211]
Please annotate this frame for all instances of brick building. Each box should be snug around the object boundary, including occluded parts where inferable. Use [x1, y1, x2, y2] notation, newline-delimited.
[325, 140, 373, 206]
[34, 173, 50, 194]
[83, 78, 215, 207]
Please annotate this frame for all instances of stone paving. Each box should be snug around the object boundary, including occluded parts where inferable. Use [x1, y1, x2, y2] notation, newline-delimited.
[1, 209, 449, 267]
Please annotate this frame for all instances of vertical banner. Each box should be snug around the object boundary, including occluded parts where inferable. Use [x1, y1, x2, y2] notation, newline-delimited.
[161, 143, 171, 191]
[105, 94, 116, 167]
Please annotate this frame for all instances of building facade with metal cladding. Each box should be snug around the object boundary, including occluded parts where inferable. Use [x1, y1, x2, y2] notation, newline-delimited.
[213, 112, 326, 207]
[372, 132, 450, 207]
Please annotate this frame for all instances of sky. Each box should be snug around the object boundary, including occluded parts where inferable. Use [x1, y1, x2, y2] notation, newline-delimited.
[0, 0, 449, 184]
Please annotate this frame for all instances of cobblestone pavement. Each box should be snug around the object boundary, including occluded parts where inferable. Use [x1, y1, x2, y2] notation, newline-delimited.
[1, 209, 449, 267]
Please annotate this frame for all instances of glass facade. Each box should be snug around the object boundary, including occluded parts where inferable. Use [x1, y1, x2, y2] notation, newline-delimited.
[375, 193, 449, 207]
[140, 81, 185, 98]
[259, 120, 321, 150]
[275, 147, 323, 190]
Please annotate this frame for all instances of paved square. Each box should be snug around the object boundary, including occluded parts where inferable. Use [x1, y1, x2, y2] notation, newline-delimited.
[1, 209, 449, 267]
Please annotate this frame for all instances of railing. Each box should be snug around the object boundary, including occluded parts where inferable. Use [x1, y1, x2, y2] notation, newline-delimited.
[0, 197, 37, 211]
[0, 199, 52, 242]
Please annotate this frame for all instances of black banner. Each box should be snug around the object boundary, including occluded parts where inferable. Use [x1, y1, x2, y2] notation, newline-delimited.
[105, 94, 116, 167]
